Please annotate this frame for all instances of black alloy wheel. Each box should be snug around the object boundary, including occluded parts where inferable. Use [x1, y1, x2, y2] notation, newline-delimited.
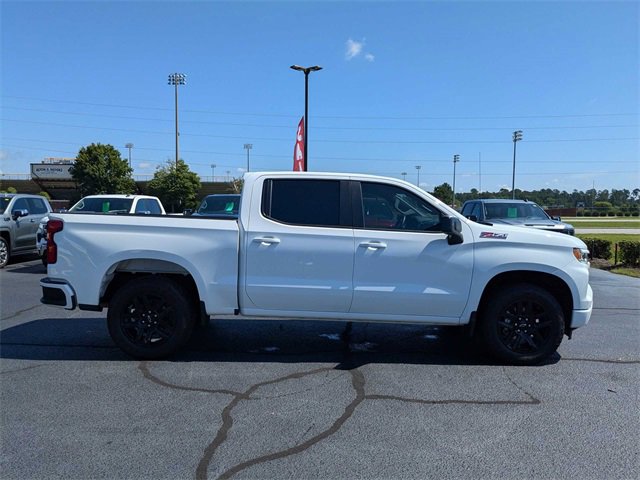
[481, 284, 564, 365]
[107, 276, 196, 359]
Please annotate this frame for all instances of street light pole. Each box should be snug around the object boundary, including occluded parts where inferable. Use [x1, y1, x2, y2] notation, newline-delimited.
[244, 144, 253, 172]
[125, 143, 133, 168]
[415, 165, 421, 187]
[290, 65, 322, 171]
[401, 172, 407, 181]
[168, 73, 186, 170]
[211, 163, 216, 181]
[512, 130, 523, 199]
[452, 154, 460, 207]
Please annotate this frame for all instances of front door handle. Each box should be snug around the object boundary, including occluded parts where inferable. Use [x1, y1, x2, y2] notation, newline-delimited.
[359, 241, 387, 250]
[253, 236, 281, 245]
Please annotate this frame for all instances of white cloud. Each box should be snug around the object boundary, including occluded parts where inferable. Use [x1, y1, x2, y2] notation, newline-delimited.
[345, 38, 364, 60]
[364, 53, 375, 62]
[138, 162, 152, 169]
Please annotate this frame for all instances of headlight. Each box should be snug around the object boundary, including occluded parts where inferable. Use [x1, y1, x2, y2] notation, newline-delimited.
[573, 248, 590, 265]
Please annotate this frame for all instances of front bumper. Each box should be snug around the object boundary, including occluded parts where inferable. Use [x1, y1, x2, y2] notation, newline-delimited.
[40, 277, 76, 310]
[570, 284, 593, 329]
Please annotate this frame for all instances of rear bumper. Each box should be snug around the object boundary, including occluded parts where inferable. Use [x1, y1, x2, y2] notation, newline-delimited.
[40, 277, 76, 310]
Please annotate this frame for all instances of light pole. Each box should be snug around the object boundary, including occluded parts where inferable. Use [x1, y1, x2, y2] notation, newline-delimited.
[452, 154, 460, 207]
[290, 64, 322, 171]
[244, 144, 252, 172]
[226, 170, 231, 182]
[415, 165, 421, 187]
[511, 130, 523, 199]
[401, 172, 407, 181]
[211, 163, 216, 181]
[125, 143, 133, 168]
[168, 73, 186, 170]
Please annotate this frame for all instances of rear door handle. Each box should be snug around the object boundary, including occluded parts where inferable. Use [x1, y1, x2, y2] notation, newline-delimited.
[253, 236, 281, 245]
[359, 241, 387, 250]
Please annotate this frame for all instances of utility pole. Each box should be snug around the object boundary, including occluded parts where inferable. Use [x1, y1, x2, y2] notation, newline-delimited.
[125, 143, 133, 168]
[415, 165, 421, 187]
[511, 130, 523, 199]
[244, 144, 252, 172]
[452, 154, 460, 207]
[168, 73, 186, 170]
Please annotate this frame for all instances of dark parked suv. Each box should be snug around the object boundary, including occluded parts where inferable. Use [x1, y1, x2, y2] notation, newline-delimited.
[461, 199, 575, 235]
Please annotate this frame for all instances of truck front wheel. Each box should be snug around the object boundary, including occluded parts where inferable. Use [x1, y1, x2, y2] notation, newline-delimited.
[480, 284, 564, 365]
[107, 276, 196, 359]
[0, 237, 9, 268]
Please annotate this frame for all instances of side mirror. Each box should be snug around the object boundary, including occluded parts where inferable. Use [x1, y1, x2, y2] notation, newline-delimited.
[11, 209, 29, 221]
[552, 216, 561, 221]
[441, 216, 464, 245]
[183, 209, 193, 216]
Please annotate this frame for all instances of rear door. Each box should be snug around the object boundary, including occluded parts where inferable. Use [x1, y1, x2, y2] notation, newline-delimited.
[242, 178, 354, 313]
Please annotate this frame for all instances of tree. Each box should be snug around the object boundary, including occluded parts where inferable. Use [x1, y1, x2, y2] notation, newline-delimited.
[147, 159, 201, 213]
[71, 143, 135, 195]
[432, 182, 453, 205]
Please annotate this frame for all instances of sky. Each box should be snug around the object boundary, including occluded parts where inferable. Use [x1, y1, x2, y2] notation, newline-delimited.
[1, 0, 638, 194]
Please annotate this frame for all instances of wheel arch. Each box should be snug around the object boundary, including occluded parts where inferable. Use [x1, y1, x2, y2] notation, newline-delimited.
[477, 271, 573, 335]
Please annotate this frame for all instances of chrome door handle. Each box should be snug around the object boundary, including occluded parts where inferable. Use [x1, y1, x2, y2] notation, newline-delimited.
[359, 241, 387, 250]
[253, 236, 281, 245]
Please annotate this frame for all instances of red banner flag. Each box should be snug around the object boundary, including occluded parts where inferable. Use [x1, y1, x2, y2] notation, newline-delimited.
[293, 116, 305, 171]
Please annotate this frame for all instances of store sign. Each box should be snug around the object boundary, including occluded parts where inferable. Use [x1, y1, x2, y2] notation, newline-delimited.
[30, 163, 74, 180]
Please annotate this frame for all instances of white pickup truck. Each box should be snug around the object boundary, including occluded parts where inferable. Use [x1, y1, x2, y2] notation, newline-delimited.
[40, 172, 593, 364]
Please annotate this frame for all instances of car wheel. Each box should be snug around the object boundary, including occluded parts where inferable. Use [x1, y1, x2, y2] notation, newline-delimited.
[480, 284, 564, 365]
[0, 237, 9, 269]
[107, 276, 197, 359]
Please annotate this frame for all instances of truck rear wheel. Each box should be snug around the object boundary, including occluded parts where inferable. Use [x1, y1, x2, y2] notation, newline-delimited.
[480, 284, 564, 365]
[107, 276, 196, 359]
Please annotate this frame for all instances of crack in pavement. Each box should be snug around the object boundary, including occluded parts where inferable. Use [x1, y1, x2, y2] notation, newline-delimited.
[561, 357, 640, 364]
[139, 359, 542, 480]
[0, 364, 44, 375]
[0, 304, 43, 322]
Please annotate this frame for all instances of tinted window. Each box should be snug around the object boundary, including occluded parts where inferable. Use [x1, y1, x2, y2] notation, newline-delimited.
[70, 197, 134, 213]
[461, 202, 475, 216]
[471, 203, 482, 219]
[0, 197, 11, 214]
[484, 202, 549, 220]
[28, 198, 48, 214]
[135, 199, 162, 214]
[12, 198, 29, 212]
[361, 182, 443, 231]
[263, 179, 341, 227]
[197, 195, 240, 215]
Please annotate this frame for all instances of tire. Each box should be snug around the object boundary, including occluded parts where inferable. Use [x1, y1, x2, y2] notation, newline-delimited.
[107, 276, 197, 359]
[0, 237, 9, 269]
[480, 284, 564, 365]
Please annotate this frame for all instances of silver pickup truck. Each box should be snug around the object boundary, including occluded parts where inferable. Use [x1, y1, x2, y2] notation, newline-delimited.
[1, 193, 52, 268]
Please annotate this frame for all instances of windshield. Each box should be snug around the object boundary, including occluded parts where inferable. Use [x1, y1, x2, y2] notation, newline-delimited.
[70, 197, 134, 214]
[197, 195, 239, 215]
[484, 203, 550, 220]
[0, 197, 12, 214]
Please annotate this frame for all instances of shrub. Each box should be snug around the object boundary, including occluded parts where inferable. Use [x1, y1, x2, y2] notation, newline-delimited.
[608, 211, 616, 217]
[618, 241, 640, 266]
[576, 211, 584, 217]
[579, 237, 612, 260]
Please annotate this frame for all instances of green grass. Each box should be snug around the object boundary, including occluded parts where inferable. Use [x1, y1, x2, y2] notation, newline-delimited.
[610, 268, 640, 278]
[570, 220, 640, 228]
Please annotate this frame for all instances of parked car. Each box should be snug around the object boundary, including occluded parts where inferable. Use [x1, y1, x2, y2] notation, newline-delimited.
[36, 194, 165, 265]
[1, 193, 52, 268]
[40, 172, 592, 365]
[460, 199, 575, 235]
[191, 194, 240, 217]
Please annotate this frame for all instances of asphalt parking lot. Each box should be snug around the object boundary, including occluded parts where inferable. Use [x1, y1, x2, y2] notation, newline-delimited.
[1, 257, 638, 480]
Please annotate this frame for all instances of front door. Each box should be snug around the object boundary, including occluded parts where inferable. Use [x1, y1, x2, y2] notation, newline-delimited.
[350, 181, 473, 320]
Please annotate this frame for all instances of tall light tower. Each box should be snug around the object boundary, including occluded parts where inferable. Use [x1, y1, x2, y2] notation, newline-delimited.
[415, 165, 421, 187]
[511, 130, 523, 199]
[168, 73, 186, 170]
[211, 163, 216, 181]
[401, 172, 407, 181]
[290, 64, 322, 171]
[452, 154, 460, 207]
[125, 143, 134, 168]
[244, 144, 253, 172]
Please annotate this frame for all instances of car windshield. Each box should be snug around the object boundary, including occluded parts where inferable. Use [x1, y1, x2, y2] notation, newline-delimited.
[197, 196, 239, 215]
[0, 197, 12, 214]
[69, 197, 134, 214]
[484, 203, 550, 220]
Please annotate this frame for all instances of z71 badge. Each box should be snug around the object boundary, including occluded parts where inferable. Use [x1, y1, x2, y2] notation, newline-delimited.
[480, 232, 508, 239]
